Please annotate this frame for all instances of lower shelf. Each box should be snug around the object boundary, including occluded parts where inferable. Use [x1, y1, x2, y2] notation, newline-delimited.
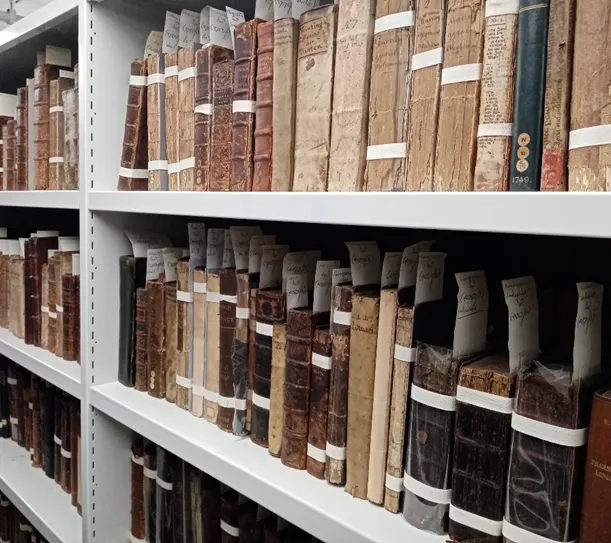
[0, 439, 82, 543]
[90, 381, 447, 543]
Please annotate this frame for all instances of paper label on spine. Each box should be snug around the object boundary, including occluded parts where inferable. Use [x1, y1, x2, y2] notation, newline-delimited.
[226, 7, 245, 49]
[453, 271, 488, 357]
[162, 248, 186, 282]
[125, 232, 172, 258]
[179, 10, 200, 48]
[200, 7, 211, 45]
[209, 7, 232, 49]
[206, 229, 225, 271]
[8, 240, 20, 256]
[249, 235, 276, 274]
[163, 12, 181, 53]
[399, 241, 435, 290]
[313, 260, 340, 314]
[255, 0, 275, 20]
[260, 245, 289, 290]
[72, 254, 80, 276]
[188, 223, 206, 266]
[330, 268, 352, 323]
[345, 242, 381, 288]
[222, 230, 235, 268]
[282, 250, 321, 291]
[502, 276, 539, 373]
[0, 228, 6, 238]
[292, 0, 318, 19]
[144, 31, 163, 58]
[146, 249, 165, 281]
[381, 252, 402, 289]
[414, 253, 446, 305]
[231, 226, 263, 272]
[45, 45, 71, 68]
[273, 0, 292, 19]
[573, 282, 603, 382]
[286, 274, 308, 310]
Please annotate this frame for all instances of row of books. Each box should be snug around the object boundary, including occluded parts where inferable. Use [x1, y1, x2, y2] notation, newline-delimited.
[0, 492, 48, 543]
[0, 357, 82, 514]
[0, 231, 80, 362]
[131, 435, 320, 542]
[0, 45, 79, 192]
[116, 224, 611, 540]
[118, 0, 605, 193]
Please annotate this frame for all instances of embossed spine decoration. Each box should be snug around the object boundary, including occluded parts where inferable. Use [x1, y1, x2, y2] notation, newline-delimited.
[34, 65, 58, 190]
[178, 45, 199, 191]
[192, 267, 206, 417]
[63, 67, 79, 190]
[164, 51, 180, 191]
[218, 268, 237, 432]
[147, 278, 166, 398]
[210, 60, 235, 191]
[164, 281, 178, 403]
[268, 323, 286, 457]
[4, 121, 15, 190]
[205, 272, 221, 423]
[135, 288, 148, 392]
[147, 54, 168, 191]
[233, 273, 250, 435]
[176, 259, 191, 409]
[15, 87, 28, 191]
[49, 75, 74, 190]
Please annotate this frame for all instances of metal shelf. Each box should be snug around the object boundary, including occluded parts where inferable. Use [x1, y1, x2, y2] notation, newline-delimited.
[0, 191, 79, 209]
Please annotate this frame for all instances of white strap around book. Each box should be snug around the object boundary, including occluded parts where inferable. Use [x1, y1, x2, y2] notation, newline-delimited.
[325, 442, 346, 461]
[148, 160, 168, 171]
[179, 157, 195, 171]
[450, 504, 502, 537]
[478, 123, 513, 138]
[9, 417, 17, 425]
[333, 310, 351, 326]
[190, 384, 204, 398]
[147, 73, 165, 85]
[7, 377, 16, 385]
[502, 518, 577, 543]
[412, 47, 443, 71]
[178, 67, 196, 81]
[41, 305, 49, 313]
[168, 163, 180, 174]
[411, 384, 457, 412]
[130, 534, 146, 543]
[165, 65, 178, 77]
[511, 412, 588, 448]
[252, 391, 270, 410]
[403, 471, 451, 504]
[220, 521, 240, 537]
[217, 395, 235, 408]
[143, 467, 157, 480]
[312, 353, 332, 370]
[195, 103, 213, 116]
[129, 75, 147, 86]
[569, 124, 611, 150]
[394, 344, 416, 363]
[207, 291, 221, 303]
[374, 10, 415, 34]
[131, 452, 144, 466]
[56, 305, 64, 313]
[219, 294, 237, 304]
[456, 386, 514, 414]
[54, 434, 62, 445]
[203, 389, 218, 402]
[486, 0, 520, 18]
[441, 63, 482, 85]
[19, 524, 32, 532]
[385, 473, 404, 493]
[157, 477, 173, 491]
[233, 100, 256, 113]
[256, 321, 273, 337]
[49, 156, 64, 163]
[235, 398, 247, 410]
[49, 105, 64, 114]
[120, 167, 148, 179]
[61, 447, 72, 459]
[236, 307, 249, 319]
[49, 311, 57, 318]
[193, 281, 207, 293]
[307, 443, 326, 463]
[366, 143, 407, 161]
[177, 290, 193, 303]
[175, 375, 193, 389]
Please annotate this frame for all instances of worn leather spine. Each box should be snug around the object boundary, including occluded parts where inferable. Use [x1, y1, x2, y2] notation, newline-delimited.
[118, 60, 148, 191]
[220, 489, 240, 543]
[218, 268, 237, 432]
[41, 263, 49, 350]
[205, 273, 221, 423]
[21, 370, 31, 456]
[147, 54, 168, 191]
[47, 254, 57, 354]
[74, 270, 80, 364]
[147, 279, 166, 399]
[0, 359, 8, 440]
[247, 287, 258, 432]
[135, 288, 148, 392]
[186, 463, 204, 542]
[131, 438, 146, 542]
[164, 281, 177, 403]
[155, 447, 176, 541]
[30, 376, 42, 467]
[268, 323, 287, 457]
[8, 253, 25, 339]
[164, 51, 180, 191]
[0, 117, 10, 190]
[176, 259, 191, 410]
[143, 441, 157, 543]
[54, 387, 62, 483]
[233, 273, 250, 435]
[179, 45, 200, 191]
[192, 268, 206, 417]
[239, 499, 261, 543]
[63, 70, 79, 190]
[4, 121, 15, 190]
[326, 285, 353, 484]
[210, 60, 235, 191]
[33, 236, 60, 347]
[252, 290, 286, 449]
[52, 254, 61, 356]
[272, 18, 298, 191]
[49, 76, 74, 190]
[59, 252, 75, 358]
[34, 65, 58, 190]
[293, 6, 338, 192]
[202, 473, 221, 542]
[7, 363, 18, 441]
[24, 239, 34, 345]
[62, 272, 78, 362]
[0, 251, 7, 329]
[231, 21, 259, 191]
[253, 21, 274, 192]
[60, 392, 72, 493]
[42, 383, 55, 479]
[15, 87, 28, 191]
[71, 400, 80, 511]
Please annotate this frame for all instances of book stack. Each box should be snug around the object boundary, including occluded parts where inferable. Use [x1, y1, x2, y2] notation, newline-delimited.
[0, 492, 49, 543]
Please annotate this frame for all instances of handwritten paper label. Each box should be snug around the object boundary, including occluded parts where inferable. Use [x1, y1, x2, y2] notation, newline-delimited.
[286, 274, 308, 310]
[230, 226, 262, 271]
[274, 0, 292, 20]
[163, 248, 186, 282]
[226, 7, 245, 49]
[573, 282, 603, 382]
[282, 250, 321, 291]
[72, 254, 80, 276]
[179, 10, 200, 48]
[144, 31, 163, 58]
[345, 241, 381, 288]
[209, 7, 232, 49]
[255, 0, 275, 20]
[200, 7, 210, 45]
[163, 12, 180, 53]
[260, 245, 289, 290]
[453, 271, 488, 358]
[414, 252, 446, 305]
[188, 223, 206, 265]
[398, 241, 435, 290]
[381, 252, 402, 289]
[58, 238, 79, 252]
[313, 260, 340, 314]
[125, 232, 172, 258]
[502, 276, 539, 373]
[222, 230, 236, 268]
[206, 229, 225, 271]
[292, 0, 318, 19]
[8, 240, 20, 256]
[249, 235, 277, 274]
[146, 249, 165, 281]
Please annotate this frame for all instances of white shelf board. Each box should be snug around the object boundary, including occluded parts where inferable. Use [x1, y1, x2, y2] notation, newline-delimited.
[90, 382, 445, 543]
[0, 328, 81, 399]
[0, 438, 82, 543]
[88, 191, 611, 238]
[0, 191, 79, 209]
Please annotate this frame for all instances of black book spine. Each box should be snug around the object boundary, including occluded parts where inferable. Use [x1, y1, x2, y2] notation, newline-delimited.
[155, 446, 176, 543]
[42, 384, 55, 479]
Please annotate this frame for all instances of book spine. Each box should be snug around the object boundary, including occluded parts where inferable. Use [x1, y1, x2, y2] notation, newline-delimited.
[147, 54, 168, 191]
[173, 458, 186, 543]
[70, 401, 80, 511]
[21, 372, 31, 456]
[34, 65, 58, 190]
[232, 273, 250, 436]
[239, 499, 261, 543]
[271, 19, 298, 191]
[164, 51, 180, 191]
[509, 0, 550, 191]
[205, 273, 221, 423]
[253, 21, 274, 192]
[176, 259, 191, 410]
[0, 124, 6, 190]
[218, 268, 237, 432]
[202, 474, 221, 542]
[63, 85, 79, 190]
[30, 376, 42, 467]
[41, 263, 49, 350]
[220, 489, 240, 543]
[118, 59, 148, 191]
[9, 256, 25, 338]
[135, 287, 148, 392]
[131, 439, 145, 541]
[60, 392, 72, 493]
[192, 268, 206, 417]
[62, 273, 76, 361]
[247, 287, 258, 432]
[53, 388, 62, 483]
[293, 6, 338, 192]
[118, 256, 136, 387]
[0, 255, 6, 329]
[186, 463, 203, 542]
[268, 323, 287, 457]
[178, 46, 198, 191]
[5, 121, 15, 190]
[15, 87, 28, 191]
[74, 272, 80, 364]
[7, 364, 18, 441]
[231, 21, 258, 191]
[42, 384, 55, 478]
[49, 78, 70, 190]
[23, 240, 33, 344]
[143, 441, 157, 543]
[53, 256, 62, 357]
[210, 59, 235, 191]
[47, 256, 57, 353]
[155, 447, 175, 541]
[146, 280, 166, 398]
[15, 368, 25, 448]
[164, 282, 178, 403]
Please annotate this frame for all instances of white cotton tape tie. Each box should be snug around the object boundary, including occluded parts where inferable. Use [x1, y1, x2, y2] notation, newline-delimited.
[179, 157, 196, 171]
[252, 392, 270, 410]
[49, 105, 64, 114]
[366, 143, 407, 161]
[176, 290, 193, 303]
[56, 305, 64, 313]
[312, 353, 332, 370]
[403, 471, 451, 504]
[147, 73, 165, 85]
[176, 375, 193, 389]
[333, 310, 351, 326]
[256, 321, 274, 337]
[220, 294, 238, 304]
[235, 398, 247, 410]
[49, 312, 57, 319]
[54, 434, 62, 445]
[203, 389, 219, 402]
[61, 448, 72, 459]
[178, 67, 196, 81]
[450, 504, 502, 537]
[130, 534, 146, 543]
[307, 443, 326, 463]
[193, 282, 207, 293]
[411, 384, 457, 412]
[233, 100, 256, 113]
[385, 473, 404, 493]
[19, 524, 32, 532]
[191, 384, 205, 397]
[165, 65, 178, 77]
[511, 412, 588, 448]
[457, 386, 514, 414]
[441, 63, 482, 85]
[207, 291, 221, 303]
[486, 0, 520, 18]
[218, 395, 235, 408]
[148, 160, 168, 171]
[478, 123, 513, 137]
[374, 10, 415, 34]
[502, 518, 577, 543]
[394, 344, 416, 362]
[0, 500, 8, 506]
[143, 467, 157, 480]
[41, 305, 49, 313]
[195, 103, 213, 116]
[569, 124, 611, 150]
[130, 75, 147, 86]
[157, 477, 173, 491]
[412, 47, 443, 71]
[131, 453, 144, 466]
[7, 377, 17, 386]
[325, 442, 346, 461]
[168, 163, 180, 174]
[28, 402, 33, 410]
[120, 167, 148, 179]
[49, 156, 64, 164]
[236, 307, 249, 319]
[220, 521, 240, 538]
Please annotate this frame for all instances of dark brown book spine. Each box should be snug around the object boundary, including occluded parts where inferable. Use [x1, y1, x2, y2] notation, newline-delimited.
[0, 496, 12, 541]
[164, 282, 178, 403]
[47, 256, 57, 354]
[239, 499, 261, 543]
[62, 273, 77, 361]
[210, 60, 235, 191]
[24, 239, 34, 345]
[74, 271, 80, 364]
[52, 255, 62, 356]
[186, 463, 203, 542]
[220, 489, 239, 543]
[7, 364, 19, 442]
[253, 22, 274, 192]
[31, 376, 43, 467]
[233, 273, 250, 436]
[155, 447, 176, 541]
[147, 280, 166, 398]
[131, 438, 145, 541]
[20, 370, 31, 454]
[135, 287, 148, 392]
[54, 388, 62, 484]
[219, 268, 237, 432]
[0, 254, 8, 328]
[34, 65, 58, 190]
[247, 287, 258, 432]
[202, 473, 221, 543]
[5, 120, 16, 190]
[60, 392, 72, 493]
[15, 87, 27, 191]
[176, 259, 191, 410]
[71, 401, 80, 511]
[143, 441, 157, 542]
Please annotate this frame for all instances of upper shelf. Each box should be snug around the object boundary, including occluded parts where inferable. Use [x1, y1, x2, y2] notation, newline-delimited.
[0, 191, 79, 209]
[88, 191, 611, 239]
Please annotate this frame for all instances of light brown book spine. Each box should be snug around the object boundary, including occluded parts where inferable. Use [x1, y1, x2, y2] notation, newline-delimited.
[41, 263, 49, 350]
[147, 280, 166, 398]
[473, 7, 518, 191]
[15, 87, 28, 191]
[58, 253, 73, 359]
[293, 5, 339, 192]
[34, 65, 58, 190]
[1, 123, 8, 190]
[234, 273, 251, 435]
[268, 323, 287, 457]
[49, 76, 74, 190]
[210, 60, 235, 191]
[147, 54, 168, 191]
[164, 52, 180, 191]
[63, 68, 79, 190]
[135, 287, 148, 391]
[205, 273, 220, 422]
[191, 268, 206, 417]
[176, 259, 191, 409]
[178, 46, 199, 191]
[8, 255, 25, 338]
[0, 253, 8, 328]
[164, 282, 177, 403]
[5, 121, 16, 190]
[433, 0, 485, 192]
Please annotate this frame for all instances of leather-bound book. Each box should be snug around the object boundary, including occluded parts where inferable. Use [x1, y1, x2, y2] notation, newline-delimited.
[231, 20, 259, 191]
[508, 0, 550, 191]
[0, 495, 12, 540]
[0, 248, 8, 328]
[271, 18, 298, 191]
[568, 1, 611, 191]
[53, 388, 62, 483]
[433, 0, 485, 191]
[326, 284, 353, 485]
[57, 251, 75, 358]
[178, 45, 200, 191]
[247, 287, 258, 432]
[15, 87, 27, 191]
[34, 65, 58, 190]
[47, 254, 57, 353]
[210, 59, 235, 191]
[118, 59, 148, 191]
[194, 46, 233, 191]
[52, 254, 62, 356]
[63, 68, 79, 190]
[164, 51, 180, 191]
[41, 263, 49, 350]
[268, 323, 286, 457]
[0, 359, 8, 439]
[74, 264, 80, 364]
[147, 54, 168, 191]
[202, 473, 221, 542]
[473, 1, 518, 191]
[252, 290, 286, 448]
[176, 258, 192, 409]
[7, 363, 19, 442]
[135, 288, 148, 392]
[220, 489, 239, 543]
[219, 268, 237, 432]
[205, 272, 221, 423]
[49, 74, 74, 189]
[118, 256, 146, 387]
[155, 447, 176, 541]
[71, 400, 81, 511]
[239, 498, 261, 543]
[185, 463, 203, 542]
[252, 21, 273, 192]
[327, 0, 375, 191]
[191, 268, 206, 417]
[147, 277, 166, 399]
[293, 6, 338, 192]
[0, 118, 10, 190]
[24, 239, 34, 345]
[164, 281, 178, 403]
[30, 376, 42, 467]
[143, 441, 157, 543]
[131, 438, 145, 542]
[19, 369, 31, 453]
[8, 249, 25, 339]
[60, 392, 72, 493]
[4, 121, 15, 190]
[174, 459, 186, 543]
[41, 383, 55, 479]
[233, 273, 251, 435]
[62, 271, 78, 361]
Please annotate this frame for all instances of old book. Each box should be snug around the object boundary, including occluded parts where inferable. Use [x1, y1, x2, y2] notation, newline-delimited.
[165, 51, 180, 191]
[63, 69, 79, 190]
[247, 287, 258, 431]
[205, 272, 221, 423]
[252, 290, 286, 448]
[34, 65, 58, 190]
[473, 2, 519, 191]
[221, 489, 239, 543]
[293, 6, 338, 192]
[0, 117, 10, 190]
[54, 388, 62, 483]
[147, 54, 168, 190]
[21, 370, 31, 456]
[7, 364, 19, 441]
[41, 263, 49, 350]
[62, 272, 78, 361]
[131, 438, 145, 542]
[192, 268, 206, 417]
[231, 20, 259, 191]
[176, 259, 191, 410]
[31, 234, 59, 347]
[30, 376, 42, 467]
[0, 249, 7, 329]
[74, 265, 80, 364]
[271, 18, 298, 191]
[178, 45, 199, 191]
[202, 474, 221, 542]
[186, 463, 203, 542]
[567, 1, 611, 191]
[218, 268, 237, 432]
[210, 59, 235, 191]
[72, 400, 81, 512]
[233, 273, 251, 435]
[60, 392, 72, 493]
[52, 253, 62, 356]
[42, 383, 55, 479]
[164, 281, 178, 403]
[57, 251, 75, 358]
[15, 87, 27, 191]
[194, 46, 233, 191]
[135, 288, 148, 392]
[8, 251, 25, 339]
[252, 21, 274, 192]
[118, 60, 148, 191]
[24, 239, 35, 345]
[433, 0, 485, 191]
[239, 499, 261, 543]
[268, 324, 287, 457]
[173, 459, 186, 543]
[541, 0, 575, 191]
[49, 75, 74, 190]
[147, 279, 166, 398]
[4, 121, 15, 190]
[327, 0, 375, 191]
[47, 254, 57, 353]
[143, 441, 157, 543]
[155, 447, 176, 541]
